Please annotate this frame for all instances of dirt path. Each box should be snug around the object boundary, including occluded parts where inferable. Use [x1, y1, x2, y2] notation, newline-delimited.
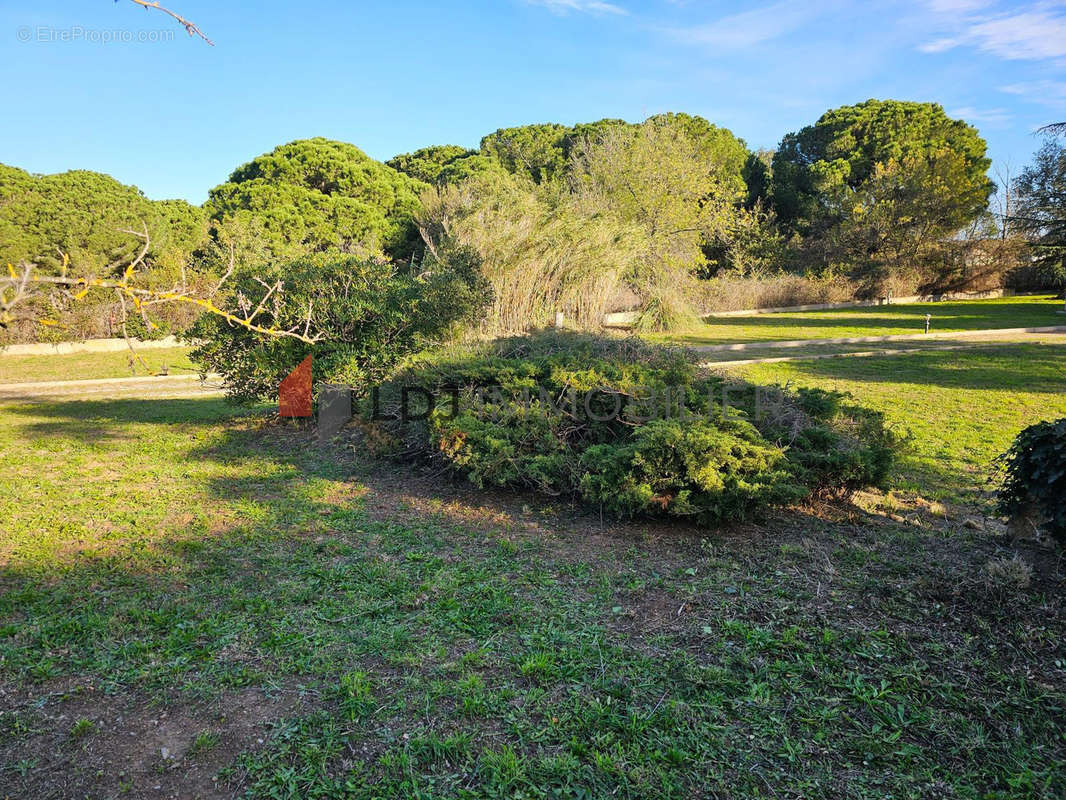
[0, 374, 225, 402]
[689, 324, 1066, 353]
[700, 330, 1066, 367]
[1, 331, 1063, 400]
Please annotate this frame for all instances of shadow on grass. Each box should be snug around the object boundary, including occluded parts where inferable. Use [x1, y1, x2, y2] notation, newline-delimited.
[2, 397, 1065, 799]
[733, 343, 1066, 501]
[0, 396, 673, 551]
[0, 397, 247, 444]
[0, 396, 715, 730]
[718, 299, 1058, 325]
[677, 300, 1064, 342]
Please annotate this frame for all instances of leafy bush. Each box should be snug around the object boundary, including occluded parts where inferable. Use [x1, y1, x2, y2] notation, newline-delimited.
[189, 247, 489, 404]
[996, 419, 1066, 544]
[362, 332, 897, 526]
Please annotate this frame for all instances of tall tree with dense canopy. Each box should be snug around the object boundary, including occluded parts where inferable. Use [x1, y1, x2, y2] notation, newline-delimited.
[386, 145, 476, 185]
[420, 114, 767, 332]
[562, 119, 633, 159]
[479, 123, 571, 184]
[816, 149, 998, 289]
[0, 164, 208, 341]
[0, 164, 205, 273]
[475, 115, 751, 194]
[570, 116, 766, 326]
[207, 138, 427, 262]
[644, 112, 750, 197]
[771, 100, 993, 239]
[436, 154, 509, 185]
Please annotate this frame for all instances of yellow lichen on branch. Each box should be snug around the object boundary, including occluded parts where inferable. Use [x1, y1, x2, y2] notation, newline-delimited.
[0, 226, 325, 345]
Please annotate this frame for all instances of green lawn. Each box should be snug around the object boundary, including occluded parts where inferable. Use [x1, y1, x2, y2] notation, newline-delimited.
[0, 346, 196, 384]
[1, 354, 1064, 797]
[662, 296, 1066, 346]
[727, 342, 1066, 502]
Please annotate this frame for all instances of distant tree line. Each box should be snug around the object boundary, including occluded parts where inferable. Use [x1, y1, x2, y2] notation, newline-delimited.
[2, 99, 1063, 342]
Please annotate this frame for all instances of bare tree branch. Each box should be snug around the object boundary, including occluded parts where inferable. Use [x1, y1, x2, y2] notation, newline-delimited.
[2, 227, 327, 345]
[128, 0, 213, 46]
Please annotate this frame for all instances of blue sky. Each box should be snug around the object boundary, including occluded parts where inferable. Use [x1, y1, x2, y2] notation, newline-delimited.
[1, 0, 1063, 202]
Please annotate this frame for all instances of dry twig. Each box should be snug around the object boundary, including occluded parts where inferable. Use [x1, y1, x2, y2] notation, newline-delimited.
[127, 0, 213, 46]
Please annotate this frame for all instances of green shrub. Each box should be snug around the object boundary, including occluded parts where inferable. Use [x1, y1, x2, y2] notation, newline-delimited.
[189, 246, 489, 404]
[996, 419, 1066, 544]
[363, 332, 898, 526]
[783, 388, 897, 497]
[579, 418, 803, 524]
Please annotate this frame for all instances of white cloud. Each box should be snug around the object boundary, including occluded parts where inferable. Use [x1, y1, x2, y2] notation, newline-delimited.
[925, 0, 992, 13]
[525, 0, 628, 16]
[919, 37, 960, 53]
[1001, 79, 1066, 111]
[966, 10, 1066, 60]
[669, 0, 822, 49]
[946, 105, 1012, 124]
[920, 3, 1066, 61]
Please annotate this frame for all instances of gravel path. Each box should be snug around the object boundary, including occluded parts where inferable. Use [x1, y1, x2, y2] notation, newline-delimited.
[1, 329, 1063, 400]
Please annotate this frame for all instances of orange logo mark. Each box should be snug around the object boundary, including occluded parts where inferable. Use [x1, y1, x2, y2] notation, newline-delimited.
[279, 354, 312, 417]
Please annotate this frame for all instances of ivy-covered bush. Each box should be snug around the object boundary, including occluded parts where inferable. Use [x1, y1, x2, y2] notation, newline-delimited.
[996, 419, 1066, 544]
[362, 332, 898, 525]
